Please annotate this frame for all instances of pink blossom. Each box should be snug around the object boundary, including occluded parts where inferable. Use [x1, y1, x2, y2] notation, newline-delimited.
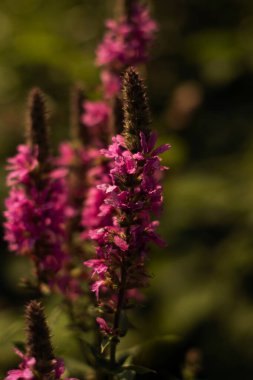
[4, 144, 69, 290]
[91, 279, 106, 300]
[86, 132, 170, 334]
[101, 70, 121, 98]
[4, 348, 79, 380]
[85, 259, 108, 276]
[114, 235, 129, 251]
[82, 101, 111, 128]
[96, 317, 112, 334]
[53, 358, 80, 380]
[6, 145, 38, 186]
[81, 155, 113, 239]
[4, 349, 35, 380]
[93, 2, 157, 101]
[96, 4, 158, 68]
[56, 142, 76, 166]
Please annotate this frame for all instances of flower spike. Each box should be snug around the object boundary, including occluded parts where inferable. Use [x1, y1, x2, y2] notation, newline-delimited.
[25, 300, 55, 377]
[26, 88, 50, 165]
[122, 67, 151, 152]
[4, 300, 79, 380]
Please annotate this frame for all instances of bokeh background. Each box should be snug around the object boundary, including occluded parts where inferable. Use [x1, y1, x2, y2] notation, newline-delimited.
[1, 0, 253, 379]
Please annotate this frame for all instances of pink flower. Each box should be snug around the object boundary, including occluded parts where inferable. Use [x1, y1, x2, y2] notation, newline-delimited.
[4, 348, 79, 380]
[96, 4, 158, 68]
[96, 317, 112, 334]
[82, 101, 111, 128]
[4, 349, 35, 380]
[4, 144, 69, 290]
[53, 357, 80, 380]
[91, 280, 106, 300]
[6, 145, 38, 186]
[85, 259, 108, 276]
[56, 142, 76, 166]
[94, 2, 158, 100]
[101, 70, 121, 98]
[114, 235, 129, 251]
[86, 131, 170, 336]
[81, 154, 113, 239]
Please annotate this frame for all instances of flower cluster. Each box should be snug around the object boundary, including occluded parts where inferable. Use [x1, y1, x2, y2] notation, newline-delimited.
[97, 1, 158, 98]
[5, 349, 76, 380]
[3, 1, 168, 377]
[55, 87, 94, 240]
[80, 1, 158, 244]
[86, 133, 170, 303]
[56, 141, 94, 217]
[5, 301, 79, 380]
[85, 68, 170, 338]
[81, 160, 112, 239]
[82, 101, 111, 129]
[80, 100, 111, 148]
[3, 90, 81, 299]
[4, 144, 68, 282]
[56, 89, 111, 238]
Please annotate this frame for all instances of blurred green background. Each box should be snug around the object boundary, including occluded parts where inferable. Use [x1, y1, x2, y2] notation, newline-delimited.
[1, 0, 253, 379]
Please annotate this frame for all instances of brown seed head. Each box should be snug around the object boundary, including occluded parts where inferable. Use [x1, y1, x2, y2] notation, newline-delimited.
[122, 67, 151, 152]
[26, 88, 50, 164]
[25, 300, 55, 378]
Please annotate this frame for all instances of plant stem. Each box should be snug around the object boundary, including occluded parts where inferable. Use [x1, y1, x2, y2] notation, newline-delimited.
[109, 264, 127, 374]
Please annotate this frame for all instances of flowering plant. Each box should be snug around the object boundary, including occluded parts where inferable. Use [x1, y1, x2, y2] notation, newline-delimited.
[3, 1, 171, 380]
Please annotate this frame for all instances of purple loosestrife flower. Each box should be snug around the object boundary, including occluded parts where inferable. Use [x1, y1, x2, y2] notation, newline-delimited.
[5, 357, 77, 380]
[4, 301, 78, 380]
[4, 89, 69, 293]
[97, 3, 157, 67]
[56, 91, 111, 263]
[79, 103, 113, 241]
[55, 87, 106, 249]
[5, 349, 35, 380]
[97, 0, 158, 99]
[80, 1, 158, 242]
[81, 160, 112, 240]
[53, 87, 97, 299]
[82, 101, 111, 128]
[81, 100, 112, 148]
[56, 86, 90, 202]
[85, 68, 170, 357]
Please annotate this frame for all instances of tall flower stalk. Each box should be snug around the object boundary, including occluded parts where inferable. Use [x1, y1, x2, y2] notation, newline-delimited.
[4, 89, 74, 296]
[81, 0, 158, 246]
[3, 2, 166, 379]
[97, 0, 158, 101]
[85, 67, 170, 374]
[4, 300, 78, 380]
[56, 0, 158, 314]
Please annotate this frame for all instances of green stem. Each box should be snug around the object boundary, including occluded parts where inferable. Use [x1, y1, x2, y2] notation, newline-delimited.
[109, 264, 127, 376]
[65, 300, 88, 354]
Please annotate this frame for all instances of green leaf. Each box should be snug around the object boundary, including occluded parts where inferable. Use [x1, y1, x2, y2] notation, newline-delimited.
[101, 337, 111, 354]
[118, 353, 130, 366]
